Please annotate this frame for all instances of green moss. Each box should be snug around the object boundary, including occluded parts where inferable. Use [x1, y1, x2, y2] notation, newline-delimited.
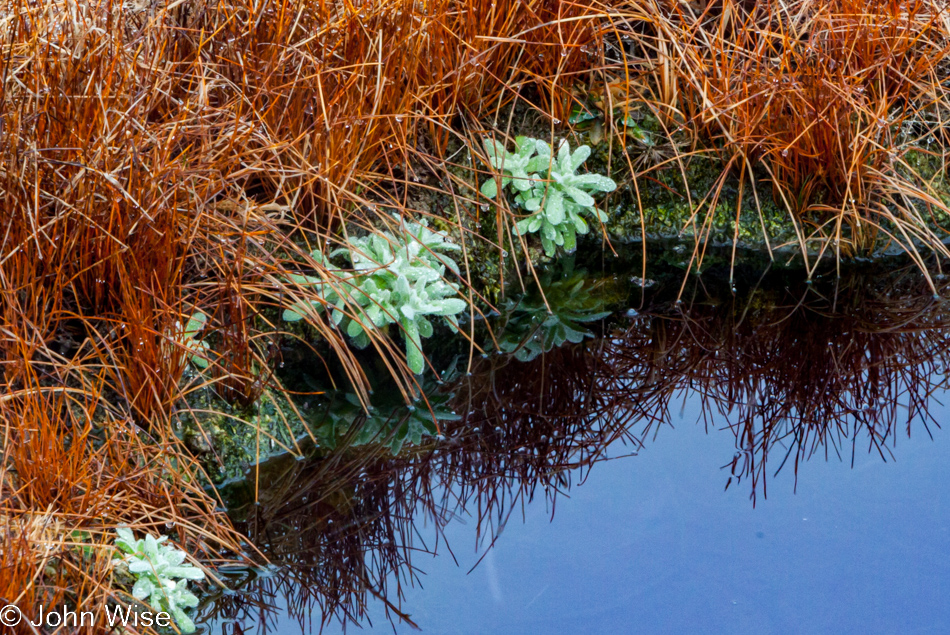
[174, 383, 311, 485]
[578, 136, 797, 249]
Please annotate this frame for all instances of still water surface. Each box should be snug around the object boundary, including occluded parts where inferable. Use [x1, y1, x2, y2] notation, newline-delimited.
[358, 407, 950, 634]
[203, 255, 950, 634]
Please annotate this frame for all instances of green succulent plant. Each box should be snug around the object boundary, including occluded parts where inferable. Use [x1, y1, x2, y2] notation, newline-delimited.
[282, 218, 468, 374]
[480, 137, 617, 257]
[113, 528, 205, 633]
[479, 136, 544, 199]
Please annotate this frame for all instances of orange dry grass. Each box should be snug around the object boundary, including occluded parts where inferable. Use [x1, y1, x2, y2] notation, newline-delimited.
[0, 0, 609, 629]
[0, 373, 243, 631]
[0, 0, 607, 397]
[609, 0, 950, 282]
[0, 514, 66, 631]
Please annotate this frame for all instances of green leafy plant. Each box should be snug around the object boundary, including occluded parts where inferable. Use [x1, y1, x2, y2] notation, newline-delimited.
[181, 311, 211, 369]
[282, 218, 467, 374]
[481, 137, 617, 256]
[569, 103, 654, 146]
[113, 528, 205, 633]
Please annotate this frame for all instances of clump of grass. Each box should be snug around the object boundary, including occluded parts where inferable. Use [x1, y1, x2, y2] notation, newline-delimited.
[0, 0, 611, 628]
[604, 0, 950, 284]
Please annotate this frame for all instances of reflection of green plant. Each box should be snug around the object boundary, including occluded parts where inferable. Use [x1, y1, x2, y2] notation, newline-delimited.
[310, 382, 459, 454]
[113, 528, 205, 633]
[282, 218, 467, 374]
[481, 137, 616, 257]
[495, 262, 611, 361]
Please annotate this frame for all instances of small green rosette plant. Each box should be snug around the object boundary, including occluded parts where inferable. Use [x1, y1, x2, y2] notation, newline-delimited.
[481, 136, 617, 256]
[283, 218, 467, 374]
[112, 528, 205, 633]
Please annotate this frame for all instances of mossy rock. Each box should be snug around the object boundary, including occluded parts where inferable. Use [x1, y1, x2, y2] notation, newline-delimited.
[174, 383, 312, 485]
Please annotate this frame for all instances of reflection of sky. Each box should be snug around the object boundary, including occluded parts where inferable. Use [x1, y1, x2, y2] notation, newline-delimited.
[245, 387, 950, 635]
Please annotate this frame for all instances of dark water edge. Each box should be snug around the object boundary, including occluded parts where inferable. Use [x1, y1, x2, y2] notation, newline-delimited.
[197, 248, 950, 635]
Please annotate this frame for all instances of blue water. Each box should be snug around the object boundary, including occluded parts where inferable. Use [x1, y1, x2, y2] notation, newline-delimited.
[232, 389, 950, 635]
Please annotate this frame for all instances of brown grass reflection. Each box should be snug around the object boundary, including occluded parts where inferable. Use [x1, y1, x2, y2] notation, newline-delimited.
[205, 341, 647, 632]
[610, 264, 950, 503]
[205, 262, 950, 632]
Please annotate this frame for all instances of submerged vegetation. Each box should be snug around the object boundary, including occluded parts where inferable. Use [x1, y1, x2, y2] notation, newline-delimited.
[2, 0, 950, 629]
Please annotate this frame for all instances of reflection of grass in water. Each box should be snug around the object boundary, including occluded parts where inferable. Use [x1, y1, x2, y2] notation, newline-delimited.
[281, 352, 465, 456]
[211, 345, 638, 632]
[609, 264, 950, 503]
[206, 263, 950, 630]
